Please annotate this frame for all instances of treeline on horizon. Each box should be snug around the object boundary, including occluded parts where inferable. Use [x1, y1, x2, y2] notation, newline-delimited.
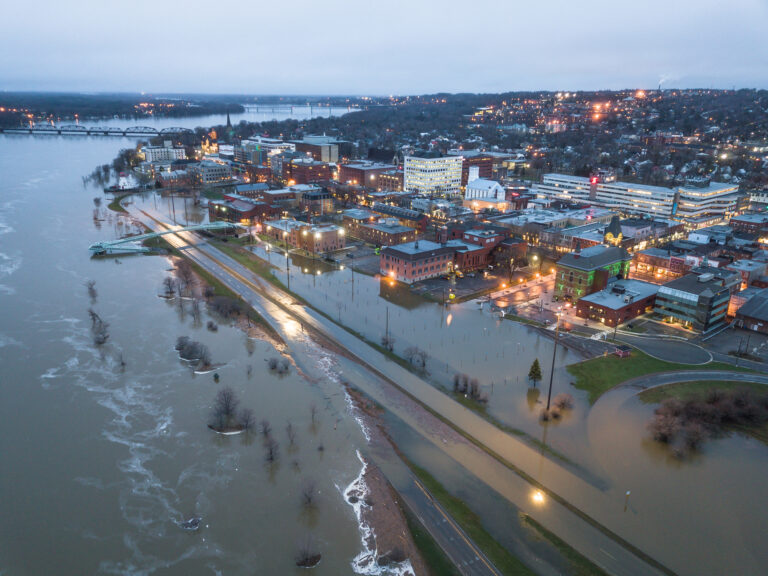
[0, 92, 247, 126]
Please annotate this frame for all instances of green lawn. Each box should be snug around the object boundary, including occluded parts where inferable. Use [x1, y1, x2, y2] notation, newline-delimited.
[210, 240, 290, 292]
[519, 514, 609, 576]
[407, 462, 536, 576]
[402, 506, 461, 576]
[567, 350, 751, 404]
[638, 380, 768, 404]
[107, 193, 129, 213]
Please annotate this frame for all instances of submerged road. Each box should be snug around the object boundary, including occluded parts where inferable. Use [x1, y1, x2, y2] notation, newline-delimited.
[127, 206, 673, 576]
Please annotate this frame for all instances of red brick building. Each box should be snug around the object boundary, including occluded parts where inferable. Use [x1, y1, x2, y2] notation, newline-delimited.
[378, 170, 404, 192]
[283, 158, 331, 184]
[460, 153, 494, 186]
[338, 162, 395, 188]
[380, 240, 455, 284]
[575, 279, 659, 327]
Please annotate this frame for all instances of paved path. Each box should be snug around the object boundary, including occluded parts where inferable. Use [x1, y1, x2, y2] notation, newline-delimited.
[129, 206, 675, 576]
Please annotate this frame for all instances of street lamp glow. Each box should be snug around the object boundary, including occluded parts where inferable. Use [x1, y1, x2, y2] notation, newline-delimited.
[532, 490, 545, 504]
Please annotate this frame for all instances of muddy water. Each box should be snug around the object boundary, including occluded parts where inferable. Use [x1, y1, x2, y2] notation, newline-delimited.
[0, 136, 372, 575]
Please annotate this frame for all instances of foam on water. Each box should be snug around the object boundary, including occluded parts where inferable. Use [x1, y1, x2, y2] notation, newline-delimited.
[341, 451, 414, 576]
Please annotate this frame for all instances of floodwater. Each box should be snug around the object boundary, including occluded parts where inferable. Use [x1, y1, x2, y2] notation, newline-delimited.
[0, 131, 380, 575]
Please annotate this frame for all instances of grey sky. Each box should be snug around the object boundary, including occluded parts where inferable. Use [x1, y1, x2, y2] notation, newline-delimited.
[2, 0, 767, 94]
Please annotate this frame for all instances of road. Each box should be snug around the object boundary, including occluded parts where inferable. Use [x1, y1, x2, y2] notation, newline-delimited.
[128, 206, 674, 576]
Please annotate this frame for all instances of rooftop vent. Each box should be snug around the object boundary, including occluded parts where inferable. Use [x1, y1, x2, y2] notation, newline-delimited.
[698, 273, 715, 282]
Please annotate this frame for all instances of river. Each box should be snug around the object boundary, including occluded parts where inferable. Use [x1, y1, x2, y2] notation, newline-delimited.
[0, 118, 377, 575]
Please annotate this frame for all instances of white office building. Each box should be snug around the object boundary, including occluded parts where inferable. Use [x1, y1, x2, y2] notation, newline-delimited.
[404, 155, 463, 196]
[537, 174, 742, 221]
[142, 142, 187, 162]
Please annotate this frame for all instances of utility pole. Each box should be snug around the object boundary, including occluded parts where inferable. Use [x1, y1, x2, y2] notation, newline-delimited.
[286, 251, 290, 291]
[385, 306, 389, 343]
[546, 311, 561, 411]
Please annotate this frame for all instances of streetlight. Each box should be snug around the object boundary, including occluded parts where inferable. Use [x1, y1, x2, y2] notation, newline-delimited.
[545, 307, 563, 412]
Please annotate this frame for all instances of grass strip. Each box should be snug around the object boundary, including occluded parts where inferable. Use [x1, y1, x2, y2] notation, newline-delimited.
[107, 193, 129, 213]
[406, 461, 536, 576]
[638, 380, 768, 404]
[401, 505, 462, 576]
[519, 513, 610, 576]
[567, 350, 753, 405]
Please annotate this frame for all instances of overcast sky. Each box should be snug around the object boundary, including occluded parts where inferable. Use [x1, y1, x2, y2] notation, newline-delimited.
[2, 0, 766, 94]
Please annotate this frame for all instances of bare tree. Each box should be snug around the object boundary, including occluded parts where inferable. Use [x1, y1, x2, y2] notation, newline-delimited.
[93, 197, 102, 207]
[191, 298, 201, 323]
[162, 277, 176, 298]
[176, 260, 195, 295]
[404, 346, 427, 368]
[310, 403, 317, 424]
[264, 437, 279, 463]
[301, 479, 317, 508]
[260, 419, 272, 438]
[85, 280, 97, 302]
[239, 408, 256, 432]
[214, 387, 239, 420]
[88, 308, 109, 346]
[286, 421, 297, 446]
[295, 536, 321, 568]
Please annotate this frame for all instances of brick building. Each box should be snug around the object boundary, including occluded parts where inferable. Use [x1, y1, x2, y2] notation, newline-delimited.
[338, 162, 395, 188]
[576, 279, 659, 327]
[377, 170, 404, 192]
[380, 240, 455, 284]
[283, 157, 331, 185]
[371, 202, 428, 232]
[554, 245, 631, 302]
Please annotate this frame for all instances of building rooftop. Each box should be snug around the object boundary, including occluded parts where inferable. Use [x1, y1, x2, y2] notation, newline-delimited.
[382, 240, 453, 257]
[731, 213, 768, 224]
[343, 208, 375, 221]
[659, 273, 730, 298]
[343, 162, 396, 170]
[726, 259, 768, 272]
[734, 289, 768, 321]
[235, 183, 270, 194]
[466, 179, 502, 191]
[579, 279, 659, 310]
[557, 245, 630, 271]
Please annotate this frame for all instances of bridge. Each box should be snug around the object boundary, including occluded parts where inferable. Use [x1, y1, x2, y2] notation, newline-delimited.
[89, 221, 245, 255]
[0, 125, 194, 137]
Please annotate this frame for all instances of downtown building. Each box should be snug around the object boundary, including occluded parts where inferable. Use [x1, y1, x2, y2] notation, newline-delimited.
[403, 155, 463, 197]
[537, 174, 743, 222]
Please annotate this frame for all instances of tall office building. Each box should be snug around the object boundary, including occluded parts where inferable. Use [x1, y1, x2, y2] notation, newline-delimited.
[403, 155, 463, 196]
[537, 174, 742, 222]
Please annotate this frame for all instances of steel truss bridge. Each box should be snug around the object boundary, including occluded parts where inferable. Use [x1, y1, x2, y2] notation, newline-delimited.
[89, 221, 244, 255]
[1, 125, 194, 137]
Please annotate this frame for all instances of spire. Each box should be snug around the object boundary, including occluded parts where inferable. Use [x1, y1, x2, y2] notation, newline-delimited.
[226, 110, 232, 129]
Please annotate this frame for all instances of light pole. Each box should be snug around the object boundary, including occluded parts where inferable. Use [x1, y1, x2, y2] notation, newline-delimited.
[545, 307, 562, 412]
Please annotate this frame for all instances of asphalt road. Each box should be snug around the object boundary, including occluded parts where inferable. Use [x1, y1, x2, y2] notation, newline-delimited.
[129, 207, 674, 576]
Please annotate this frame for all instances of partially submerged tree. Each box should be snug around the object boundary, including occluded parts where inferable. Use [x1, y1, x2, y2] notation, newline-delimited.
[528, 358, 542, 387]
